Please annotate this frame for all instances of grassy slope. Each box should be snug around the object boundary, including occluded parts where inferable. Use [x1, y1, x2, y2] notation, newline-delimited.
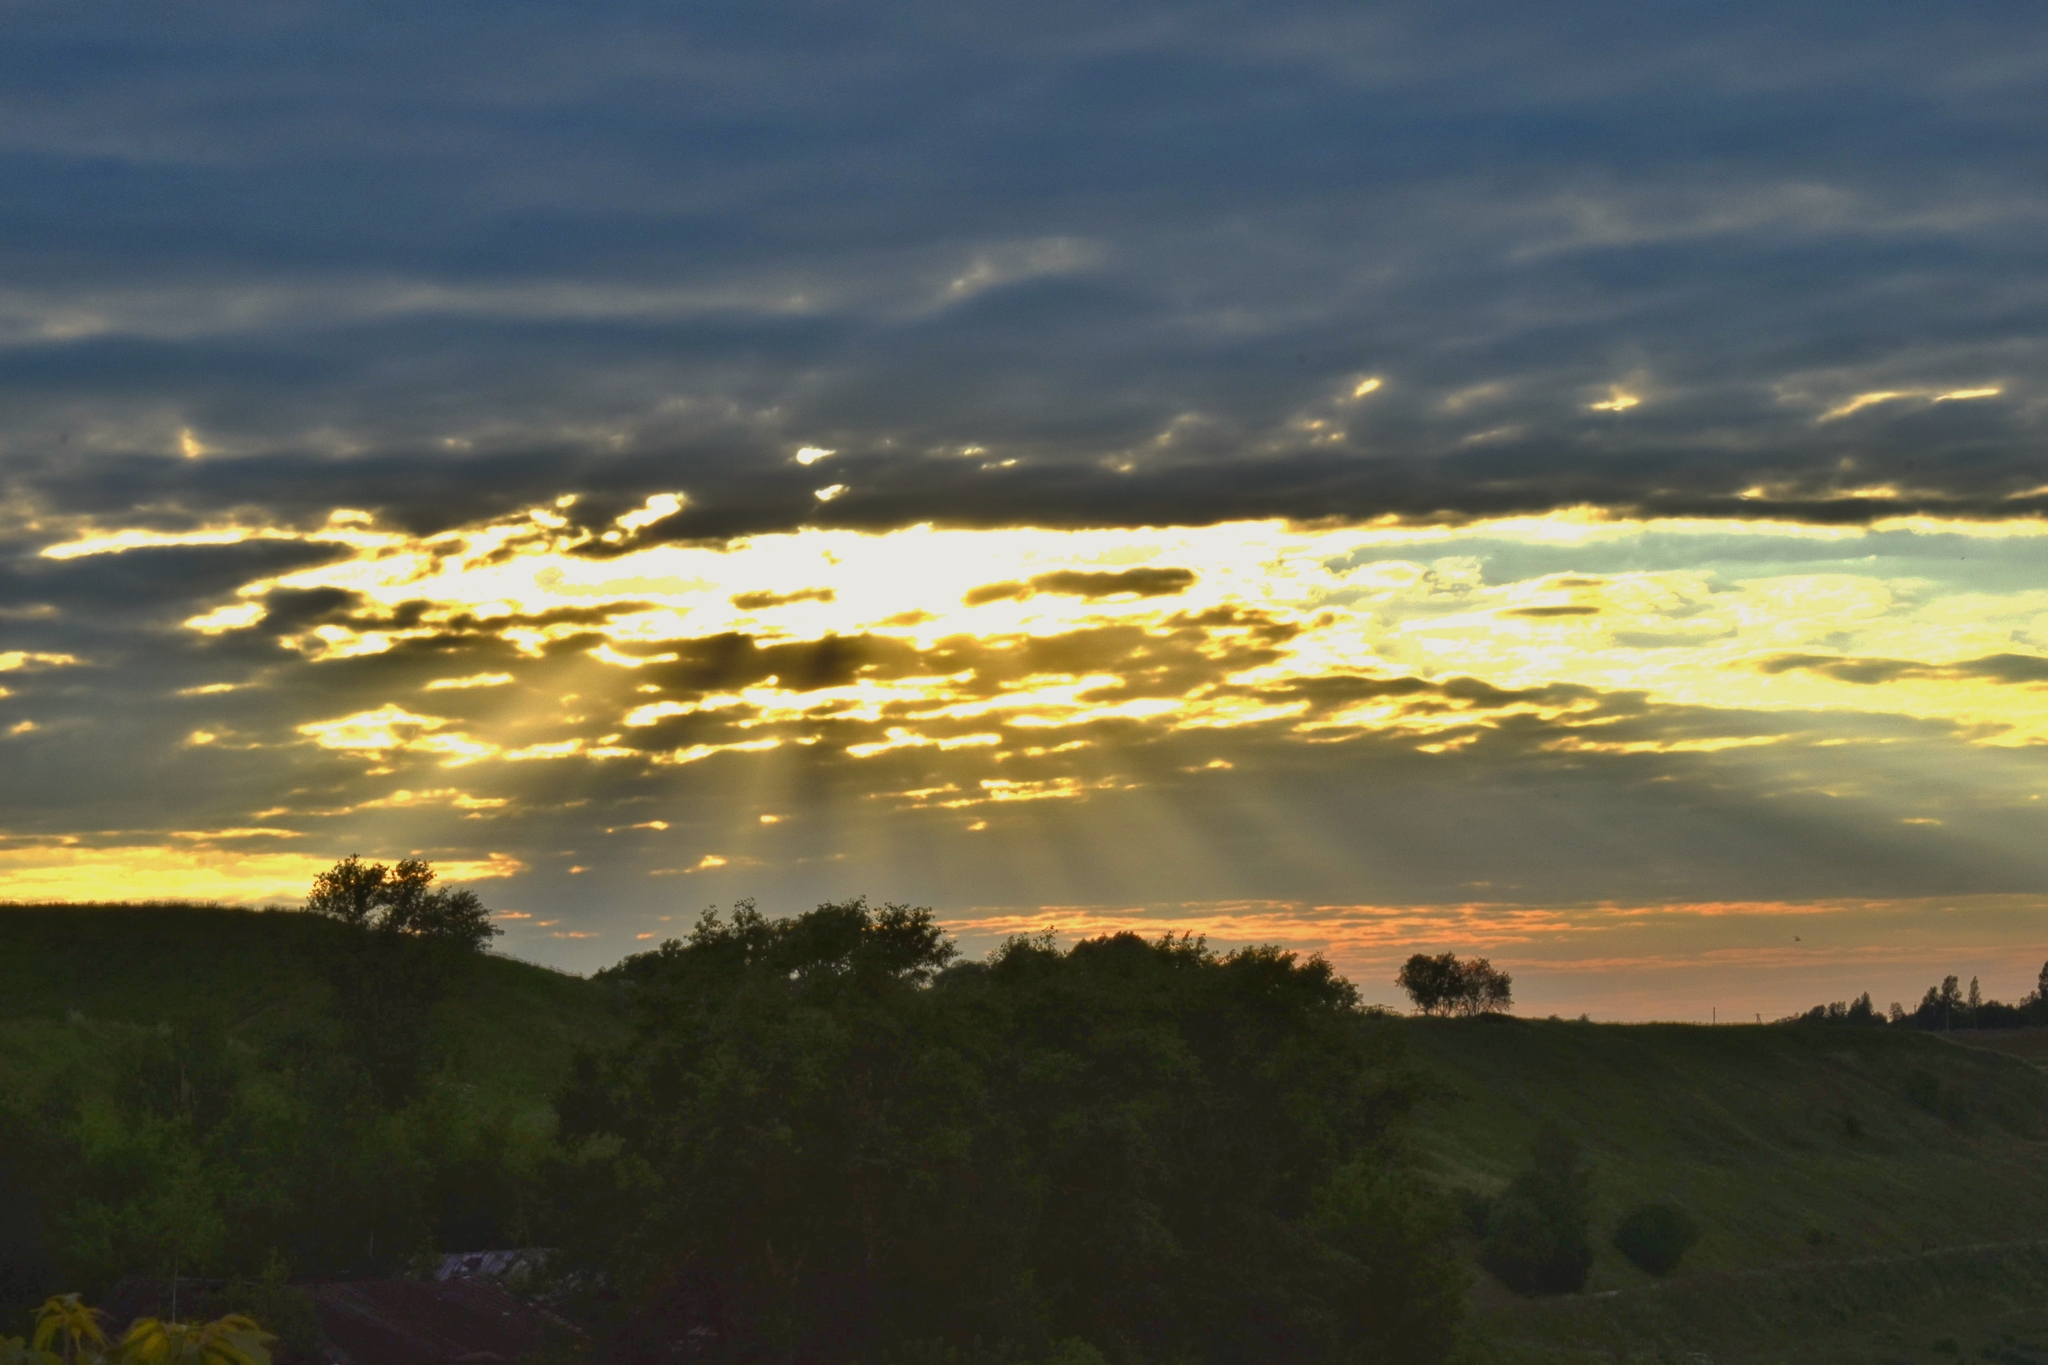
[11, 907, 2048, 1359]
[1405, 1016, 2048, 1362]
[0, 904, 624, 1123]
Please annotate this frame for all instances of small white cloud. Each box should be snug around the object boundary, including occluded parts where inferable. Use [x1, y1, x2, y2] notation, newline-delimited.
[616, 492, 686, 532]
[1351, 377, 1382, 399]
[1820, 391, 1910, 421]
[1820, 385, 2002, 421]
[814, 484, 848, 502]
[795, 446, 836, 465]
[1589, 387, 1640, 412]
[179, 428, 206, 459]
[425, 672, 516, 691]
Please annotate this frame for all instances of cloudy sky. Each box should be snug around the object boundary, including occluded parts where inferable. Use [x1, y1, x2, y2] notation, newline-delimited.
[5, 0, 2048, 1016]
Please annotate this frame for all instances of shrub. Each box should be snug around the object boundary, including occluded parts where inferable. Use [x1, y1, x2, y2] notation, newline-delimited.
[1479, 1125, 1592, 1295]
[1611, 1202, 1699, 1276]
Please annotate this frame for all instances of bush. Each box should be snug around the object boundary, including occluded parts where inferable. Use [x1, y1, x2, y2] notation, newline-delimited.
[1479, 1125, 1592, 1295]
[1611, 1202, 1699, 1276]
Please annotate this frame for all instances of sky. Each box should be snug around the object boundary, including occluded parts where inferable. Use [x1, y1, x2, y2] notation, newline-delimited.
[4, 0, 2048, 1017]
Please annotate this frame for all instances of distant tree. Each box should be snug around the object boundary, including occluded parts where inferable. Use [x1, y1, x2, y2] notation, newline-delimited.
[1459, 959, 1514, 1014]
[1611, 1202, 1700, 1276]
[1398, 954, 1462, 1015]
[304, 856, 384, 928]
[1788, 992, 1882, 1027]
[306, 856, 499, 951]
[1397, 953, 1513, 1017]
[304, 857, 499, 1104]
[1479, 1124, 1593, 1295]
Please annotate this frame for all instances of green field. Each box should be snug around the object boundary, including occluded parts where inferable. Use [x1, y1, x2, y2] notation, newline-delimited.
[6, 905, 2047, 1362]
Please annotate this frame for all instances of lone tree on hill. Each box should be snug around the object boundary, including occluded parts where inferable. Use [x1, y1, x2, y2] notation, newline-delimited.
[306, 855, 499, 951]
[1397, 952, 1512, 1016]
[304, 855, 500, 1104]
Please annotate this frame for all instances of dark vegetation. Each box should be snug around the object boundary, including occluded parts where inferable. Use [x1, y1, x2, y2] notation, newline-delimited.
[1610, 1203, 1700, 1277]
[557, 901, 1466, 1365]
[1396, 953, 1512, 1017]
[1788, 963, 2048, 1029]
[1472, 1125, 1594, 1295]
[8, 876, 2048, 1364]
[0, 895, 607, 1318]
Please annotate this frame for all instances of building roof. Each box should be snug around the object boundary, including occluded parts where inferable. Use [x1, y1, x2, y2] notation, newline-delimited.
[305, 1278, 573, 1365]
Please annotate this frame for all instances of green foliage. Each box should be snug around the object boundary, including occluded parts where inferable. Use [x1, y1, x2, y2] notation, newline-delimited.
[113, 1314, 272, 1365]
[1479, 1124, 1592, 1296]
[1611, 1201, 1700, 1276]
[1396, 954, 1511, 1017]
[4, 1299, 273, 1365]
[560, 901, 1462, 1365]
[302, 857, 502, 1104]
[0, 904, 611, 1324]
[32, 1295, 105, 1365]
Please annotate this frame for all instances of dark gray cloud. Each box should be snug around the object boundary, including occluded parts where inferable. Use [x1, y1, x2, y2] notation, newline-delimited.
[1760, 652, 2048, 686]
[2, 0, 2047, 543]
[8, 1, 2048, 991]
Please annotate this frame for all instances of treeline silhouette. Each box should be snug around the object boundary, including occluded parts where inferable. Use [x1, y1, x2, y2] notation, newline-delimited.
[557, 899, 1467, 1365]
[1786, 962, 2048, 1028]
[4, 867, 1490, 1365]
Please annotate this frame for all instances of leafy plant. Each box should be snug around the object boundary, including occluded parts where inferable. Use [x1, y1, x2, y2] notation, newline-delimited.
[9, 1300, 270, 1365]
[32, 1296, 104, 1365]
[114, 1315, 272, 1365]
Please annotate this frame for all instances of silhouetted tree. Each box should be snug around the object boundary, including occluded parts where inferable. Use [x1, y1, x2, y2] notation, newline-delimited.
[1790, 992, 1882, 1026]
[307, 856, 499, 951]
[1397, 953, 1512, 1016]
[304, 857, 500, 1104]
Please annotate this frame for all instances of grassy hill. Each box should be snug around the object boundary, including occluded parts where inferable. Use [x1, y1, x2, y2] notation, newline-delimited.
[0, 903, 622, 1123]
[1404, 1016, 2048, 1363]
[7, 905, 2048, 1361]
